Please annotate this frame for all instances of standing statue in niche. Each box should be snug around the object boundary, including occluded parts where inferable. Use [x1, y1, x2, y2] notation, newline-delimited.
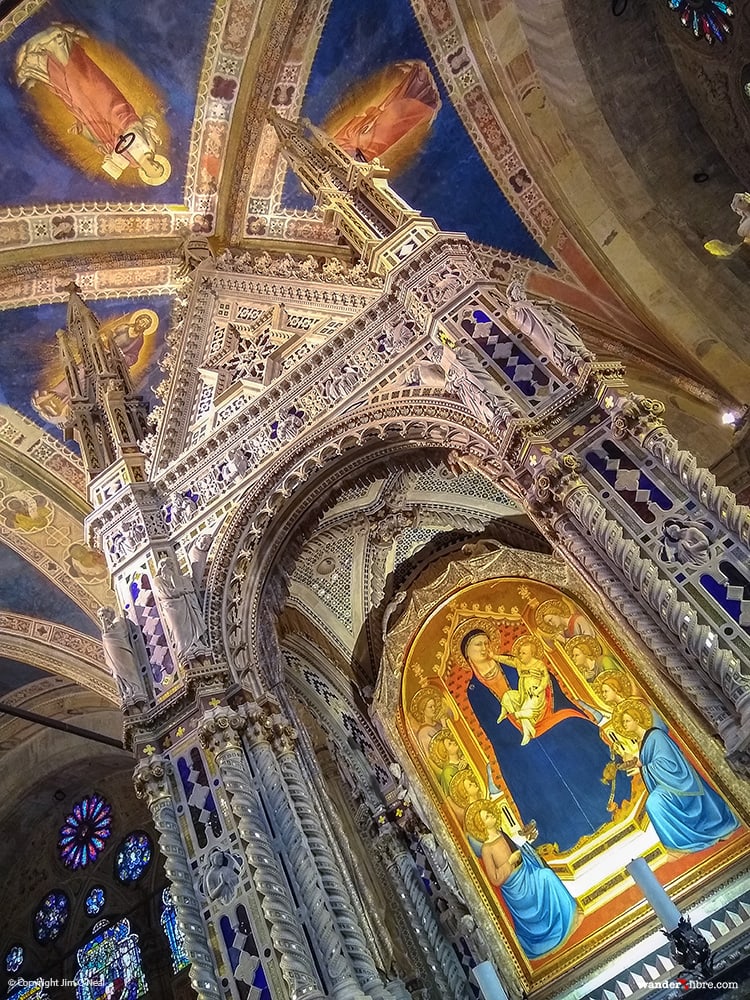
[505, 281, 593, 372]
[153, 554, 209, 660]
[98, 606, 148, 708]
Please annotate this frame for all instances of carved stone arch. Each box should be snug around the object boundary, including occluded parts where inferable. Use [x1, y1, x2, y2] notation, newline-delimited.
[204, 394, 509, 689]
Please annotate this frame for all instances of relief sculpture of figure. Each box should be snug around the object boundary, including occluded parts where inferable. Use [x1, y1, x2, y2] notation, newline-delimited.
[203, 849, 241, 905]
[505, 281, 593, 372]
[15, 24, 171, 185]
[98, 606, 148, 708]
[612, 698, 739, 852]
[659, 517, 714, 568]
[153, 554, 209, 660]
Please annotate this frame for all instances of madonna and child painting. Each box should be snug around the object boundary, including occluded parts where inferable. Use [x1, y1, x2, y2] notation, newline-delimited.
[402, 577, 742, 966]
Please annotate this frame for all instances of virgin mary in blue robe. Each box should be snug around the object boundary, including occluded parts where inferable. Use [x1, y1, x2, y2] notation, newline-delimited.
[462, 628, 629, 851]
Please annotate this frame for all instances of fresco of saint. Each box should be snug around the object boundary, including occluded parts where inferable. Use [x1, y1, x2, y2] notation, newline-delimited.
[15, 24, 170, 185]
[328, 60, 440, 167]
[611, 698, 739, 852]
[465, 798, 577, 958]
[31, 308, 159, 429]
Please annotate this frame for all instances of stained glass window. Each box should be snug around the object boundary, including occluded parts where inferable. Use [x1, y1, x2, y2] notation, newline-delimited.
[667, 0, 733, 44]
[8, 982, 48, 1000]
[85, 887, 106, 917]
[159, 888, 189, 972]
[4, 945, 23, 973]
[115, 832, 152, 883]
[33, 891, 69, 943]
[74, 919, 147, 1000]
[58, 794, 112, 869]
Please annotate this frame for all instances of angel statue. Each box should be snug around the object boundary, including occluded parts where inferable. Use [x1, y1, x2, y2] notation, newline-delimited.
[704, 193, 750, 258]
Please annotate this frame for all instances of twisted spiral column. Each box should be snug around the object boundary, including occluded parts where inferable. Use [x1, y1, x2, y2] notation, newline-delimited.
[298, 733, 398, 978]
[133, 756, 223, 1000]
[269, 710, 391, 1000]
[563, 485, 750, 729]
[551, 513, 740, 742]
[375, 834, 469, 1000]
[197, 708, 324, 1000]
[642, 425, 750, 546]
[241, 701, 368, 1000]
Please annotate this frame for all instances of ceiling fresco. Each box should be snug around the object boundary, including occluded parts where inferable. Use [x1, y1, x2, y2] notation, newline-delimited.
[281, 0, 551, 263]
[0, 293, 172, 441]
[0, 541, 99, 634]
[0, 0, 213, 201]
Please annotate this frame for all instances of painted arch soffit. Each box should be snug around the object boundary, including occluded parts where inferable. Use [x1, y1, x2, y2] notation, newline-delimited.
[377, 545, 750, 990]
[0, 615, 115, 701]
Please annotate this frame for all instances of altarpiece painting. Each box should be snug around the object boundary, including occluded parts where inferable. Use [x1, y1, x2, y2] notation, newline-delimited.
[379, 548, 748, 986]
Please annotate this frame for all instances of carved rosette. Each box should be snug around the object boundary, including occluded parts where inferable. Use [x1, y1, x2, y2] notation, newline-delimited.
[133, 756, 223, 1000]
[197, 708, 325, 1000]
[527, 452, 584, 513]
[242, 700, 364, 999]
[606, 392, 666, 442]
[271, 717, 391, 1000]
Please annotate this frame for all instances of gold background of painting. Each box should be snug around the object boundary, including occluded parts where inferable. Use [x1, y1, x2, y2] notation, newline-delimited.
[20, 35, 170, 184]
[376, 546, 750, 995]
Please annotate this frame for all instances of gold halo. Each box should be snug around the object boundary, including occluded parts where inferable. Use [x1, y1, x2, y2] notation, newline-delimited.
[409, 685, 444, 725]
[534, 599, 571, 633]
[449, 769, 482, 808]
[464, 798, 500, 843]
[511, 633, 543, 659]
[592, 670, 632, 702]
[565, 634, 602, 658]
[450, 617, 503, 665]
[610, 697, 652, 738]
[138, 154, 171, 186]
[427, 730, 462, 768]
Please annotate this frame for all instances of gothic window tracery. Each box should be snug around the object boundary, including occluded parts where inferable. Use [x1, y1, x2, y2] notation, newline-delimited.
[33, 891, 69, 943]
[58, 795, 112, 870]
[114, 833, 152, 884]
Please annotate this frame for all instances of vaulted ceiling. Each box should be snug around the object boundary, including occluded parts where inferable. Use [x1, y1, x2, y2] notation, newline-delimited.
[0, 0, 747, 778]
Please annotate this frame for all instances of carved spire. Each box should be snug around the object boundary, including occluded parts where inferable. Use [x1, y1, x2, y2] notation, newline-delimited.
[59, 285, 150, 479]
[267, 111, 426, 268]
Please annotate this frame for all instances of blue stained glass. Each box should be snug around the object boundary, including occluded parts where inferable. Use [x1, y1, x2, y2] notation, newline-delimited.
[9, 982, 48, 1000]
[75, 919, 147, 1000]
[160, 888, 189, 972]
[667, 0, 733, 43]
[85, 887, 106, 916]
[33, 891, 69, 943]
[5, 945, 24, 973]
[58, 794, 112, 869]
[115, 832, 152, 883]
